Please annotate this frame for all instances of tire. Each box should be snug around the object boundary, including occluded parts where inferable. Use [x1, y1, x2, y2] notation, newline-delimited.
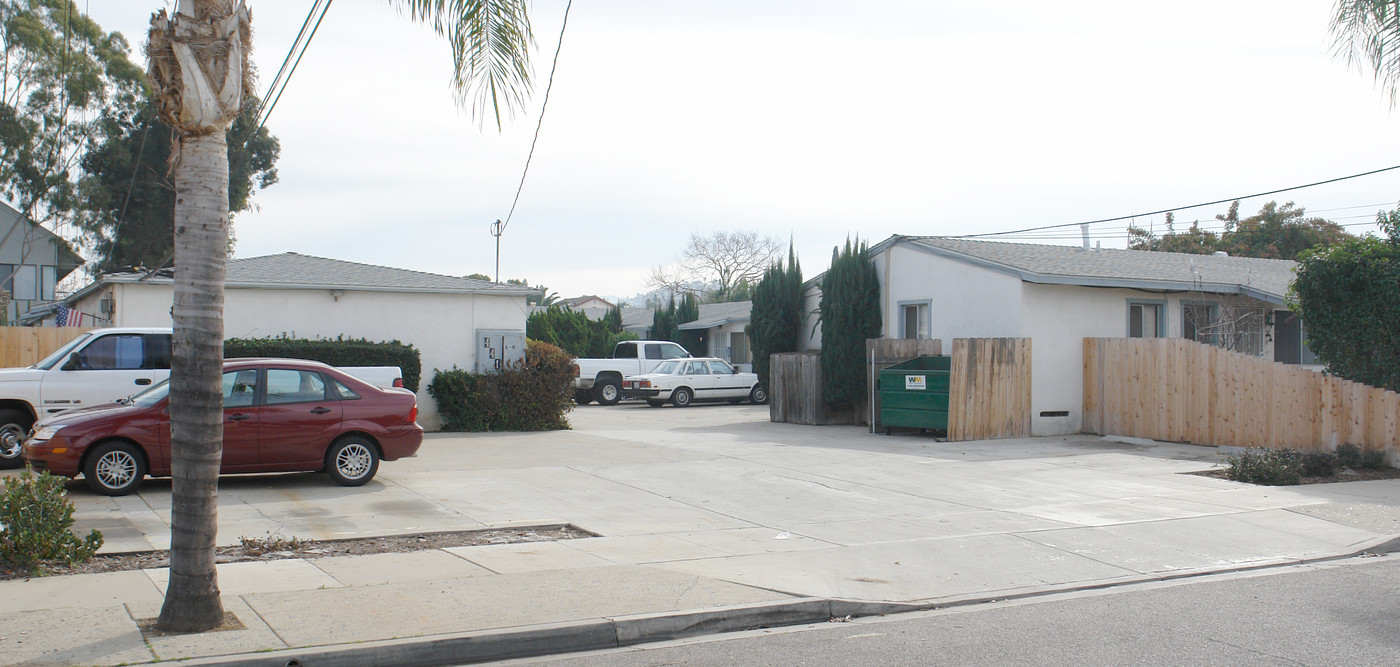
[327, 436, 380, 486]
[646, 400, 666, 408]
[574, 390, 593, 405]
[0, 408, 32, 469]
[84, 441, 146, 496]
[749, 385, 769, 405]
[672, 387, 694, 408]
[593, 378, 622, 406]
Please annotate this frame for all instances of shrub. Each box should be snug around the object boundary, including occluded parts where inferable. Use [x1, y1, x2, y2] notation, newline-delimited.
[1225, 448, 1303, 486]
[225, 336, 422, 391]
[428, 339, 575, 432]
[527, 306, 634, 358]
[0, 469, 103, 574]
[1335, 443, 1386, 470]
[1300, 452, 1338, 478]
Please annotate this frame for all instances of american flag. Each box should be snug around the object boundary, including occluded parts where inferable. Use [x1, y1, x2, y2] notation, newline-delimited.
[55, 305, 81, 327]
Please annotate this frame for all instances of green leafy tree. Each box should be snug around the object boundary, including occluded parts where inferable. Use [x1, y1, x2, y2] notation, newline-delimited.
[1289, 208, 1400, 391]
[0, 0, 145, 225]
[675, 292, 703, 355]
[1331, 0, 1400, 106]
[820, 238, 881, 412]
[747, 244, 802, 391]
[75, 95, 280, 272]
[652, 295, 677, 342]
[145, 0, 537, 634]
[465, 272, 493, 281]
[602, 304, 622, 334]
[1129, 201, 1351, 261]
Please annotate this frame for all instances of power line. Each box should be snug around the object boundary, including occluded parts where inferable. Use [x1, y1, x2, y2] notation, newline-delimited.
[253, 0, 324, 128]
[246, 0, 334, 149]
[950, 164, 1400, 240]
[499, 0, 573, 235]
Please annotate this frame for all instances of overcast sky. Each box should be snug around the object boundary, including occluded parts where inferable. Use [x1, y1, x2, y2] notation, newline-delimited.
[89, 0, 1400, 302]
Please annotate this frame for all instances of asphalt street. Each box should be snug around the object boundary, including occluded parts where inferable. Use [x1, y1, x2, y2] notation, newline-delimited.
[522, 555, 1400, 667]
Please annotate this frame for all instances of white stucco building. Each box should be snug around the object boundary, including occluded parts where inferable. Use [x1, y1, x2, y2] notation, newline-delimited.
[50, 252, 533, 430]
[801, 236, 1312, 437]
[677, 301, 753, 371]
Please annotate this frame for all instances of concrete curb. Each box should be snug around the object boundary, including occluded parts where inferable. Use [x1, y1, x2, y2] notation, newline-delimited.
[160, 546, 1400, 667]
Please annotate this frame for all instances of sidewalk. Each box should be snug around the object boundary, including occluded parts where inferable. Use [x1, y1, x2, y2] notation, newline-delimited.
[3, 405, 1398, 666]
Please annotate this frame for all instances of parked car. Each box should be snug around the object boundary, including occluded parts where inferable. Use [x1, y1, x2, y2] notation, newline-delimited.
[0, 326, 406, 469]
[621, 357, 767, 407]
[22, 358, 423, 495]
[572, 340, 692, 406]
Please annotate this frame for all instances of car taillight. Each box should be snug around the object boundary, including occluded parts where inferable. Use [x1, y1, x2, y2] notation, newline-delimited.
[393, 378, 404, 388]
[408, 405, 418, 423]
[572, 364, 580, 377]
[640, 380, 651, 388]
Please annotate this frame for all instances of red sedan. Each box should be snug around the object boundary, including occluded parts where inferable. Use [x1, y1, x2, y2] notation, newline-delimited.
[23, 358, 423, 495]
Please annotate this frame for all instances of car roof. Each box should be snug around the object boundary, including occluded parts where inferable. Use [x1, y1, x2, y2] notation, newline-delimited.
[223, 357, 336, 370]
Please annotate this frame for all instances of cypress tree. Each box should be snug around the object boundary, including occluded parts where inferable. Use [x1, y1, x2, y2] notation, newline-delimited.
[748, 243, 803, 391]
[675, 293, 703, 355]
[820, 238, 881, 412]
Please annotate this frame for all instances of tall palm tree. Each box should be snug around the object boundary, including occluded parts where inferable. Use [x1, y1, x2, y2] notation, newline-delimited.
[146, 0, 535, 633]
[1331, 1, 1400, 105]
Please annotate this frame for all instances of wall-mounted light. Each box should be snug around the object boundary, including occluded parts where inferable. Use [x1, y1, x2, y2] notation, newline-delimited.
[330, 290, 344, 302]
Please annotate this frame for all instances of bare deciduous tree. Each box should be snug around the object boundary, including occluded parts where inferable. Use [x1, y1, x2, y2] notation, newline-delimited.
[648, 231, 781, 302]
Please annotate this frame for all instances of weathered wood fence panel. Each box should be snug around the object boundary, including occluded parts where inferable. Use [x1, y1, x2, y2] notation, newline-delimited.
[0, 327, 90, 368]
[948, 338, 1032, 441]
[1084, 337, 1399, 454]
[867, 338, 943, 432]
[770, 352, 827, 425]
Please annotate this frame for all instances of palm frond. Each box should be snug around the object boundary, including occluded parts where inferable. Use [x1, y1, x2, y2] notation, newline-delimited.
[1331, 0, 1400, 106]
[392, 0, 535, 129]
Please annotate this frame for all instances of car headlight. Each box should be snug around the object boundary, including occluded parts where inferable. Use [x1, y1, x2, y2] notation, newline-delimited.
[30, 425, 60, 442]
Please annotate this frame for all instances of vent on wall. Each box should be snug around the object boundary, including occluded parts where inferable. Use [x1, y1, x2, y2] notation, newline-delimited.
[1039, 410, 1069, 417]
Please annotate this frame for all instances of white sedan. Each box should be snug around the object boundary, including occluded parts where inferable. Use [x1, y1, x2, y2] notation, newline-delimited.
[621, 357, 768, 407]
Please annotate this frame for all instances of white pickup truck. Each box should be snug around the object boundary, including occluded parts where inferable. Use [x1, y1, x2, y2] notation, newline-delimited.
[0, 327, 405, 468]
[572, 340, 692, 406]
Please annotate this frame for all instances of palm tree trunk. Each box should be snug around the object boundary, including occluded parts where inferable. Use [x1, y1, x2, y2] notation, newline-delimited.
[158, 131, 228, 631]
[148, 0, 250, 634]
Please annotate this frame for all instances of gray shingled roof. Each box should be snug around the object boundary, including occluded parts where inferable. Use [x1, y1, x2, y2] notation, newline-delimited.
[82, 252, 537, 296]
[882, 236, 1298, 304]
[678, 300, 752, 330]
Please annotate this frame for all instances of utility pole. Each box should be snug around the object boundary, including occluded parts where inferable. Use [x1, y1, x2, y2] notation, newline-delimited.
[490, 219, 504, 283]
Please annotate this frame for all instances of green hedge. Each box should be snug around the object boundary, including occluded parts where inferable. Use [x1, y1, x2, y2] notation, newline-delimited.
[428, 339, 574, 432]
[224, 336, 422, 392]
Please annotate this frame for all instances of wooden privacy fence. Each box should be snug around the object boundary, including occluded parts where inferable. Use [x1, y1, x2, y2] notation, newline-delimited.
[948, 338, 1032, 441]
[1083, 337, 1399, 453]
[0, 327, 90, 368]
[771, 337, 1033, 441]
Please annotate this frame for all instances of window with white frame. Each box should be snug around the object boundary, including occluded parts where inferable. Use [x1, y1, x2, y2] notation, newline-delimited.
[899, 300, 929, 339]
[1127, 300, 1165, 338]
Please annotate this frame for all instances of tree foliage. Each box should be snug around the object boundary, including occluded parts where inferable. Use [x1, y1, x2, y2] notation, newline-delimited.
[674, 292, 702, 355]
[526, 304, 633, 358]
[748, 244, 803, 391]
[74, 96, 280, 272]
[820, 238, 881, 412]
[1331, 0, 1400, 106]
[1289, 209, 1400, 391]
[0, 0, 145, 224]
[1129, 201, 1352, 261]
[651, 294, 677, 342]
[648, 230, 782, 302]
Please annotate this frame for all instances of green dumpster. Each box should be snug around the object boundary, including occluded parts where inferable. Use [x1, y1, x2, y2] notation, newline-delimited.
[878, 356, 951, 433]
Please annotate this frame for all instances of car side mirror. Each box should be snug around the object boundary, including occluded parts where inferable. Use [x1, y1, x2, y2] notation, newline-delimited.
[62, 352, 81, 371]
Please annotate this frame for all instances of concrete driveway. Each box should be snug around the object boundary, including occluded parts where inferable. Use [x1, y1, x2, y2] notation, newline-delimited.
[39, 400, 1400, 603]
[4, 402, 1400, 666]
